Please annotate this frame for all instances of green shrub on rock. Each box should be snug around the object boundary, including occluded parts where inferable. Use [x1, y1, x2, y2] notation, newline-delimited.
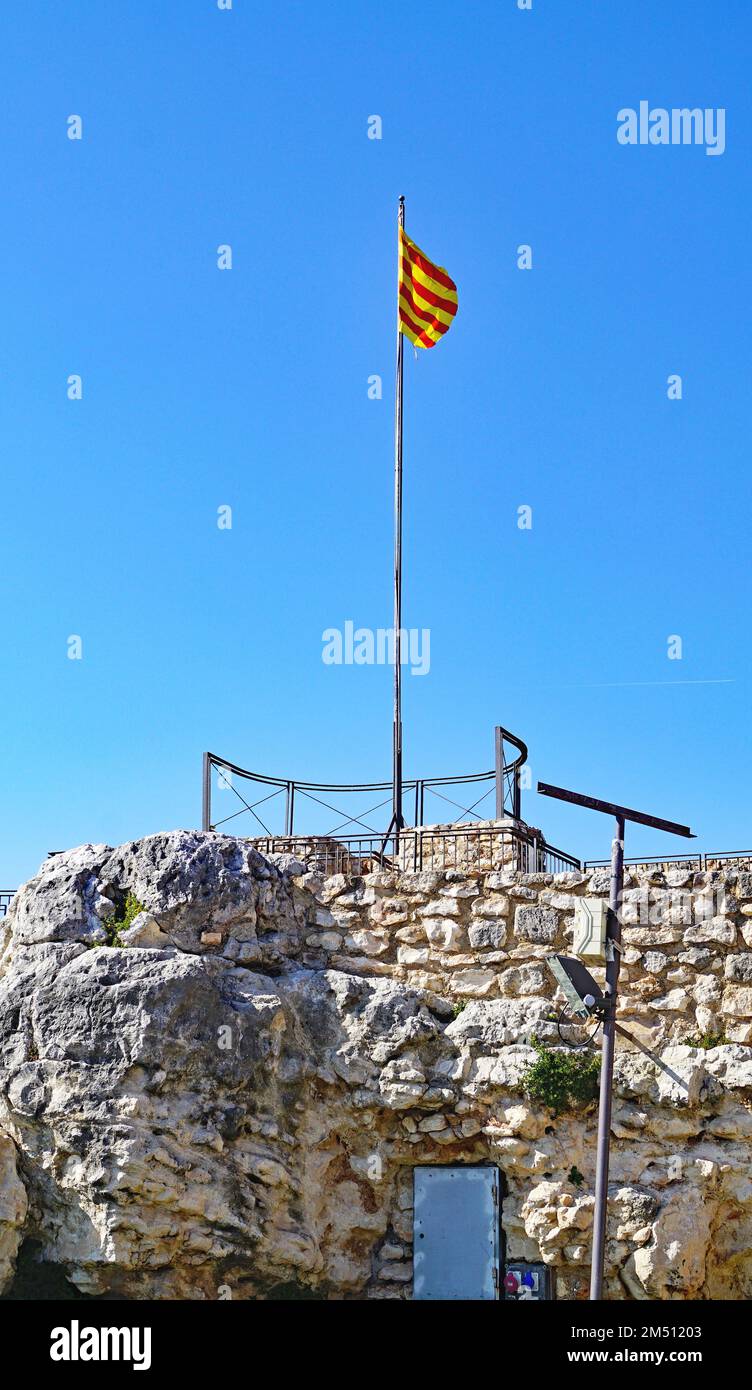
[522, 1037, 600, 1116]
[102, 892, 145, 948]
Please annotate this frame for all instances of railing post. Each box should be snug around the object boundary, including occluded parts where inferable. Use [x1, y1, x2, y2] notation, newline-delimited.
[287, 782, 295, 837]
[202, 753, 212, 832]
[494, 726, 504, 819]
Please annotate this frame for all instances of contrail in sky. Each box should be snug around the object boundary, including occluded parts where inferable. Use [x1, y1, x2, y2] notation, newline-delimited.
[509, 678, 736, 691]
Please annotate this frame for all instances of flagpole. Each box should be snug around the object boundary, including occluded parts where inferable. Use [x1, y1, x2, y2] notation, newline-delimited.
[392, 195, 405, 839]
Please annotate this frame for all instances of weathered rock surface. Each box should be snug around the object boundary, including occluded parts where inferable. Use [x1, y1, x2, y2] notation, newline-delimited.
[0, 833, 751, 1299]
[0, 1135, 26, 1291]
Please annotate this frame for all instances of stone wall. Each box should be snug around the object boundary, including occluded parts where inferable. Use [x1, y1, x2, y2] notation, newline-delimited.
[296, 860, 752, 1048]
[253, 817, 543, 877]
[0, 832, 751, 1301]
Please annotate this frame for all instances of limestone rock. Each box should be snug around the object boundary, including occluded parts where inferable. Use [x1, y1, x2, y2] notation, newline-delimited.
[630, 1187, 717, 1298]
[514, 906, 559, 943]
[497, 963, 547, 997]
[120, 912, 173, 948]
[468, 921, 507, 949]
[446, 998, 549, 1051]
[1, 835, 751, 1301]
[725, 954, 752, 983]
[10, 844, 112, 946]
[0, 1134, 26, 1294]
[449, 969, 497, 998]
[684, 919, 736, 947]
[721, 986, 752, 1019]
[422, 919, 465, 951]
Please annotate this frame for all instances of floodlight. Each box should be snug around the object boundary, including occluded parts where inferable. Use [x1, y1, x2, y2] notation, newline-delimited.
[547, 954, 604, 1017]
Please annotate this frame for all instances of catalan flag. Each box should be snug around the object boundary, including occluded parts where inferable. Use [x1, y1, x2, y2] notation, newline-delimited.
[398, 227, 458, 349]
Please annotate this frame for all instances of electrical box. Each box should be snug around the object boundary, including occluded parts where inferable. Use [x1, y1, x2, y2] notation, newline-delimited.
[504, 1262, 552, 1301]
[413, 1166, 500, 1300]
[573, 897, 609, 962]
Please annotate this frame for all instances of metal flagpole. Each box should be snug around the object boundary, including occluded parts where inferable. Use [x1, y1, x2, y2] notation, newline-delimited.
[392, 195, 405, 839]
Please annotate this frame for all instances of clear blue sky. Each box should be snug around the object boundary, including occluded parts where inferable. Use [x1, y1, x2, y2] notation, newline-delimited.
[2, 0, 749, 886]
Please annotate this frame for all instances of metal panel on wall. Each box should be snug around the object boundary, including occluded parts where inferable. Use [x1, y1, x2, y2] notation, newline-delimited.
[413, 1166, 500, 1300]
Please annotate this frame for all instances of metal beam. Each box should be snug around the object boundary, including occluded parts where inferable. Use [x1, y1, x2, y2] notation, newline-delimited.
[537, 781, 695, 839]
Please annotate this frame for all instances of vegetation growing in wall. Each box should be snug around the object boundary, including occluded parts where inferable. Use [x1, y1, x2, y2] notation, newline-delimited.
[683, 1029, 727, 1050]
[102, 892, 145, 948]
[522, 1038, 601, 1116]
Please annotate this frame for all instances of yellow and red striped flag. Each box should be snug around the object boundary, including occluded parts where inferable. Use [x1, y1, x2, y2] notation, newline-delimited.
[398, 227, 458, 349]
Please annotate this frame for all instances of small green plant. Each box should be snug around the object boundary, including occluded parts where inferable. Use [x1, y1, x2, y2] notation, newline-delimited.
[568, 1165, 585, 1187]
[522, 1038, 601, 1116]
[683, 1030, 727, 1050]
[102, 892, 145, 948]
[452, 999, 468, 1018]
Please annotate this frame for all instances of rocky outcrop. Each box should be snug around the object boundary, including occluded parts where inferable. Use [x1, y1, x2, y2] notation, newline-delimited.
[0, 832, 751, 1299]
[0, 1134, 26, 1291]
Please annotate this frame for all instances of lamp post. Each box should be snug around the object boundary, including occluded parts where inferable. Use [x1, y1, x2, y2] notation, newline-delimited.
[537, 781, 694, 1300]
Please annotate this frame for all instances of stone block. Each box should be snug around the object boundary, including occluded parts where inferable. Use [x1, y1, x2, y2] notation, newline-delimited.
[449, 969, 497, 998]
[724, 954, 752, 983]
[721, 985, 752, 1019]
[468, 921, 507, 950]
[514, 906, 559, 943]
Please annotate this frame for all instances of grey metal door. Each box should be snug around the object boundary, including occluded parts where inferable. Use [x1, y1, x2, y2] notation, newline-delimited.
[413, 1166, 500, 1300]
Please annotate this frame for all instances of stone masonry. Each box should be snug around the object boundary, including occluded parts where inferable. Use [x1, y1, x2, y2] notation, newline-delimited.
[0, 831, 751, 1300]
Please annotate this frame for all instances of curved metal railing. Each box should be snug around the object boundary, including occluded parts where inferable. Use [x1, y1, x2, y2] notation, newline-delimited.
[196, 728, 584, 874]
[202, 726, 529, 840]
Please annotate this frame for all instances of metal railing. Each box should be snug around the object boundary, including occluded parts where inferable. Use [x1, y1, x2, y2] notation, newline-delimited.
[199, 727, 586, 876]
[252, 825, 582, 877]
[202, 725, 529, 842]
[583, 851, 752, 872]
[0, 892, 14, 918]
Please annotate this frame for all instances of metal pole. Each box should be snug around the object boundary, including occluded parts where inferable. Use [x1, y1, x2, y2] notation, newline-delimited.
[590, 813, 625, 1299]
[392, 195, 405, 838]
[202, 753, 212, 832]
[494, 726, 504, 819]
